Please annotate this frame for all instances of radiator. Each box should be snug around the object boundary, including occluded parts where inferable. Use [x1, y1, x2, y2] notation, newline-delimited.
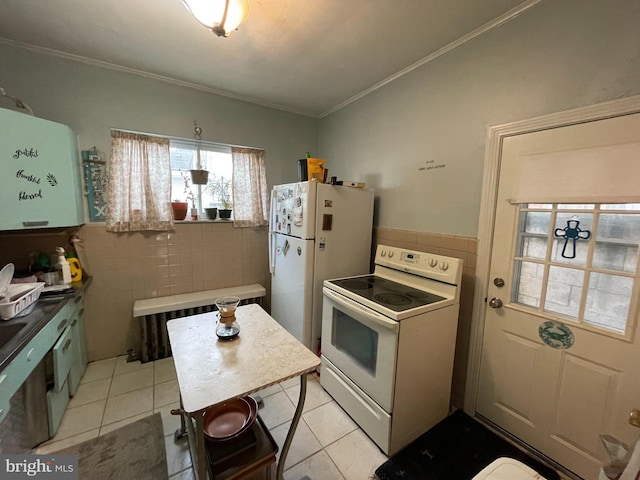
[133, 284, 266, 363]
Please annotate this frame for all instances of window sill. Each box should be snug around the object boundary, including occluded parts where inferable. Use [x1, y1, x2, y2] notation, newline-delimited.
[175, 219, 233, 223]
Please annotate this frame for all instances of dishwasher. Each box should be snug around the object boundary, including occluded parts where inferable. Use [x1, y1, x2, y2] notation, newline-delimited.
[0, 358, 50, 453]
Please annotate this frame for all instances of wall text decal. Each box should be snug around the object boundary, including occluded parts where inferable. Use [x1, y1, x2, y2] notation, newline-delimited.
[418, 159, 447, 172]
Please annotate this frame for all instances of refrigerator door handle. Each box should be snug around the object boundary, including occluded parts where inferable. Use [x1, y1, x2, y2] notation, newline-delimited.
[269, 232, 276, 274]
[269, 188, 277, 232]
[269, 188, 277, 274]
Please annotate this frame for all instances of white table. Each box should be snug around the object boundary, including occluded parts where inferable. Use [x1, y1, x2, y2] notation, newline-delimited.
[167, 303, 320, 480]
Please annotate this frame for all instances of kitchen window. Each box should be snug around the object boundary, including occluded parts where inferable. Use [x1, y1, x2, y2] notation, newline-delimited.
[169, 139, 233, 212]
[107, 129, 268, 231]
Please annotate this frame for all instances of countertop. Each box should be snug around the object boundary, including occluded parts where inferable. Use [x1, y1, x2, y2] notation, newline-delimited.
[168, 303, 320, 414]
[0, 277, 92, 372]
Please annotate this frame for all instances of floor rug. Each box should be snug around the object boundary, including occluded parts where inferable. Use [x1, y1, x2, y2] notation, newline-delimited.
[375, 410, 560, 480]
[52, 413, 168, 480]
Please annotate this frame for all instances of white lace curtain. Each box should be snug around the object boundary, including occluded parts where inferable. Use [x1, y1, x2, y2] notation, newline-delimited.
[106, 131, 174, 232]
[231, 147, 268, 227]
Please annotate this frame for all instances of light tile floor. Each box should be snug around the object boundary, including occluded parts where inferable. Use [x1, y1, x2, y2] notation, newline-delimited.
[35, 355, 388, 479]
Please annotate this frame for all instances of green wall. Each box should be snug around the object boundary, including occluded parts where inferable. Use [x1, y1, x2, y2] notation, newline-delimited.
[318, 0, 640, 237]
[0, 42, 318, 197]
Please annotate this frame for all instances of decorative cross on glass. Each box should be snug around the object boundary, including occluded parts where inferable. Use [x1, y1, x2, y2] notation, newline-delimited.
[554, 218, 591, 259]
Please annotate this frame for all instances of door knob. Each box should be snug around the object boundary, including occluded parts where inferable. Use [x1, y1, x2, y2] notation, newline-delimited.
[630, 409, 640, 428]
[488, 298, 503, 309]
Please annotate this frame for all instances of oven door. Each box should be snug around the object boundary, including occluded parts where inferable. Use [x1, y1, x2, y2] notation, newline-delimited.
[321, 287, 399, 412]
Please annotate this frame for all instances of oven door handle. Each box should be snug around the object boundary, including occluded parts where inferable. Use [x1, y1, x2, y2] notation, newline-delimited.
[324, 288, 399, 332]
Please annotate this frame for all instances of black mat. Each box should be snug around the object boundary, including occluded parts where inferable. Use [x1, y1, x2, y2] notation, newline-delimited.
[375, 410, 560, 480]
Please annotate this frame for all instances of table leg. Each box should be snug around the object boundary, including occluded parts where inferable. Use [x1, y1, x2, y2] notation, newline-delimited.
[276, 374, 307, 479]
[174, 394, 188, 441]
[182, 409, 207, 480]
[195, 414, 206, 480]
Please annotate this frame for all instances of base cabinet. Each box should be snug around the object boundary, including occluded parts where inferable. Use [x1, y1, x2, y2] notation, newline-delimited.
[45, 291, 87, 435]
[68, 293, 87, 396]
[46, 378, 69, 436]
[0, 288, 90, 447]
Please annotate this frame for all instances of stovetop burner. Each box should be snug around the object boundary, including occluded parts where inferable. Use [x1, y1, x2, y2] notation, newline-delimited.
[340, 279, 374, 290]
[374, 292, 412, 306]
[328, 275, 446, 312]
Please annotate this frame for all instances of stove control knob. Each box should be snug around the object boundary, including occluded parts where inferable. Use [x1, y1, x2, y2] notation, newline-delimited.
[381, 250, 386, 257]
[429, 258, 438, 267]
[439, 261, 449, 271]
[388, 251, 395, 258]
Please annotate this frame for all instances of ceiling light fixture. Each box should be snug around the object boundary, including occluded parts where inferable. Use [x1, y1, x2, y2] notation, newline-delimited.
[182, 0, 251, 37]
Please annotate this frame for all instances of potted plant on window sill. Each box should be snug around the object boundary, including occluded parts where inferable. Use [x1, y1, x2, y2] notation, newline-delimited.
[171, 200, 188, 221]
[177, 170, 199, 220]
[204, 206, 218, 220]
[205, 175, 232, 220]
[218, 197, 233, 219]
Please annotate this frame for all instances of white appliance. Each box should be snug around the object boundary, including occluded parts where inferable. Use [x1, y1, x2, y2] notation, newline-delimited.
[269, 181, 374, 353]
[472, 458, 549, 480]
[320, 244, 462, 455]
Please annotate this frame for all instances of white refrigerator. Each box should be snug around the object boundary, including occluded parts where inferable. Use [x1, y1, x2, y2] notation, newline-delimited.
[269, 181, 374, 353]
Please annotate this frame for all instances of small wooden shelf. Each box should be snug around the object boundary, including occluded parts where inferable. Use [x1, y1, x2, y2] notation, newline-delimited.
[205, 415, 277, 480]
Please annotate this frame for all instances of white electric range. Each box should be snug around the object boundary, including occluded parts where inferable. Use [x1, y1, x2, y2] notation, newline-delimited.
[320, 244, 463, 455]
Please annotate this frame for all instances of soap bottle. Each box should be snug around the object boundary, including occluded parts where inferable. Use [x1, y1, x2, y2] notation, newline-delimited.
[51, 247, 72, 285]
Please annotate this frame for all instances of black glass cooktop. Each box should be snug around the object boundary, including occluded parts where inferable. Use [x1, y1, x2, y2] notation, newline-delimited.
[328, 275, 446, 312]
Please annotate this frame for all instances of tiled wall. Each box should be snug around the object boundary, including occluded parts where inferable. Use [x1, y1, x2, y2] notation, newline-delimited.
[374, 227, 477, 409]
[1, 223, 477, 407]
[78, 222, 270, 361]
[0, 222, 270, 362]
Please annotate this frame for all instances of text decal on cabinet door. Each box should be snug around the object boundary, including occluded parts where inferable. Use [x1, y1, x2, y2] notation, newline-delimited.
[15, 169, 58, 201]
[16, 169, 41, 184]
[10, 146, 59, 202]
[13, 148, 39, 159]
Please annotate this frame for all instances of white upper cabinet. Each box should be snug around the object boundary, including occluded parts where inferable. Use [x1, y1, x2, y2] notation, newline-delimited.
[0, 108, 84, 230]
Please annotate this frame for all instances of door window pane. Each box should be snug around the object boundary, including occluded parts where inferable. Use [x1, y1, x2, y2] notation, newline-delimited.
[551, 213, 593, 266]
[513, 260, 543, 307]
[544, 266, 584, 319]
[558, 204, 594, 209]
[517, 211, 550, 260]
[593, 214, 640, 273]
[584, 273, 632, 333]
[601, 204, 640, 211]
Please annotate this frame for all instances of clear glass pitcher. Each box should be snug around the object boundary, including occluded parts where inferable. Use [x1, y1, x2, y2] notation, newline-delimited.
[214, 296, 240, 340]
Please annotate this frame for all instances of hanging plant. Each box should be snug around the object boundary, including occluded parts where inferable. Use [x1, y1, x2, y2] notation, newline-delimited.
[190, 169, 208, 185]
[190, 121, 209, 185]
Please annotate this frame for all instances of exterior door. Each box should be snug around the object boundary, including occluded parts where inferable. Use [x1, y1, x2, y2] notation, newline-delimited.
[476, 112, 640, 479]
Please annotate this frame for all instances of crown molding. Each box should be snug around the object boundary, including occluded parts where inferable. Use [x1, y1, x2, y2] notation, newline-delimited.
[319, 0, 543, 118]
[0, 37, 318, 119]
